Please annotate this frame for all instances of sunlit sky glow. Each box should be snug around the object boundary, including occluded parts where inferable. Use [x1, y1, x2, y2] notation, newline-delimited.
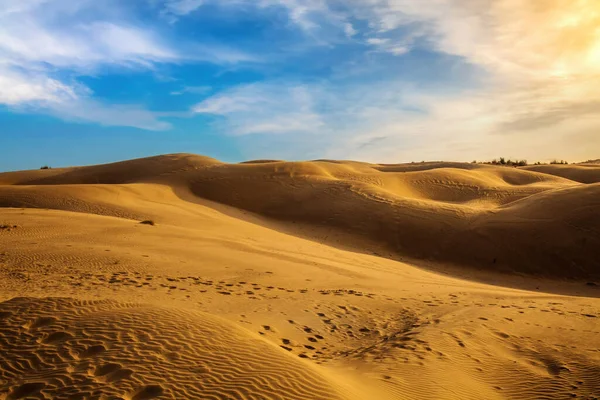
[1, 0, 599, 170]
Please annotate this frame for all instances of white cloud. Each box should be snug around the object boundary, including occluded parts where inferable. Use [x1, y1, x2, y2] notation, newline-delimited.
[0, 22, 178, 72]
[2, 0, 598, 161]
[0, 66, 170, 130]
[163, 0, 205, 16]
[359, 0, 600, 79]
[273, 0, 328, 31]
[0, 0, 186, 70]
[0, 0, 257, 129]
[190, 0, 600, 162]
[344, 23, 357, 37]
[0, 67, 77, 105]
[47, 99, 173, 131]
[193, 83, 325, 135]
[0, 0, 184, 129]
[359, 0, 600, 160]
[366, 37, 409, 55]
[161, 0, 336, 33]
[170, 86, 212, 96]
[192, 70, 600, 163]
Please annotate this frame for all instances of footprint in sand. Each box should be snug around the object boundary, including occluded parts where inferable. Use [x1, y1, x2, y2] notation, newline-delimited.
[93, 363, 134, 383]
[0, 311, 13, 320]
[80, 344, 107, 358]
[6, 382, 46, 399]
[41, 331, 74, 344]
[93, 363, 122, 376]
[27, 316, 57, 329]
[128, 384, 164, 400]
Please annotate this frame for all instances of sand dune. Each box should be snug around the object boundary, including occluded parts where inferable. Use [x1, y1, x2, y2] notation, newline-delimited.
[0, 154, 220, 186]
[1, 154, 599, 399]
[2, 154, 595, 279]
[522, 164, 600, 184]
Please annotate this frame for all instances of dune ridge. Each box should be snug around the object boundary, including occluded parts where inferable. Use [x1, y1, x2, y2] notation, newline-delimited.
[522, 164, 600, 184]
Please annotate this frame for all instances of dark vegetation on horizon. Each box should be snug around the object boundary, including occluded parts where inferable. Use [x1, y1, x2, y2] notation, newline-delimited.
[32, 155, 599, 173]
[470, 158, 570, 167]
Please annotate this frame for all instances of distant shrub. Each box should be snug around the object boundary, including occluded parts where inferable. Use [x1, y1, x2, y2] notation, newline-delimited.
[550, 160, 568, 165]
[484, 158, 527, 167]
[40, 165, 51, 170]
[139, 220, 155, 226]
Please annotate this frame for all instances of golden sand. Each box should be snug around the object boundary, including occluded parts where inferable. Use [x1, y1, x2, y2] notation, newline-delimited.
[0, 154, 598, 399]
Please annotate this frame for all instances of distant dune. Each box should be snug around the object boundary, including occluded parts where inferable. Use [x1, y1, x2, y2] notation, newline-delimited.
[2, 153, 598, 280]
[522, 164, 600, 184]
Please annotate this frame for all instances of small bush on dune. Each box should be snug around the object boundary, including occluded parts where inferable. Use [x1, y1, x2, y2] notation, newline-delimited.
[40, 165, 51, 170]
[139, 220, 155, 226]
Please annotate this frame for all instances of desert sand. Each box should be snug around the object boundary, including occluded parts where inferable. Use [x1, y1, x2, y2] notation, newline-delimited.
[0, 154, 598, 399]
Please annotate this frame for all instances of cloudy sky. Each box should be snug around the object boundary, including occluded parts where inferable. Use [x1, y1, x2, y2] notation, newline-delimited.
[1, 0, 599, 170]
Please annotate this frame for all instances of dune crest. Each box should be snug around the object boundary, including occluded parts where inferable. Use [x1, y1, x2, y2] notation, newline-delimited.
[522, 164, 600, 184]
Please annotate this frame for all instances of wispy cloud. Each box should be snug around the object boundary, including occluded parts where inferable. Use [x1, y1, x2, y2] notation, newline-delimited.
[366, 38, 409, 56]
[0, 0, 254, 129]
[0, 2, 179, 70]
[2, 0, 599, 162]
[161, 0, 340, 35]
[189, 0, 600, 162]
[0, 0, 177, 128]
[193, 83, 325, 135]
[0, 67, 78, 105]
[163, 0, 205, 16]
[170, 85, 212, 96]
[0, 65, 171, 130]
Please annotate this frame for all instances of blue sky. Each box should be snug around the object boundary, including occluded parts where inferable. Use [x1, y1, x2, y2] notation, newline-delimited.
[1, 0, 599, 171]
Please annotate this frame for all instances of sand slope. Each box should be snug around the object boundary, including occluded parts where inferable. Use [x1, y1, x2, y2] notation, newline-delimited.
[183, 162, 598, 279]
[0, 297, 355, 400]
[1, 154, 599, 399]
[0, 207, 598, 400]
